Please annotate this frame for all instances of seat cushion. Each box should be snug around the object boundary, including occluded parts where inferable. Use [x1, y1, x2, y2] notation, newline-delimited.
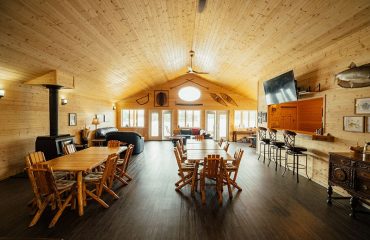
[55, 179, 76, 190]
[53, 171, 69, 180]
[84, 172, 104, 182]
[270, 141, 285, 148]
[287, 146, 307, 153]
[261, 138, 270, 144]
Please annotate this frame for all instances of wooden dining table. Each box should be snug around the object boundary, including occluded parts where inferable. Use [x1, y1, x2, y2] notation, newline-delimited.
[186, 149, 234, 161]
[44, 146, 127, 216]
[186, 141, 222, 150]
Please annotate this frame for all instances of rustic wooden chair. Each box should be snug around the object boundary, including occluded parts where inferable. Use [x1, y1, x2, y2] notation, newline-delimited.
[62, 144, 77, 155]
[176, 140, 187, 162]
[107, 140, 121, 147]
[113, 144, 135, 186]
[84, 154, 120, 206]
[200, 154, 232, 205]
[223, 142, 230, 152]
[26, 152, 67, 180]
[26, 164, 76, 228]
[195, 135, 204, 141]
[225, 149, 244, 191]
[173, 147, 198, 195]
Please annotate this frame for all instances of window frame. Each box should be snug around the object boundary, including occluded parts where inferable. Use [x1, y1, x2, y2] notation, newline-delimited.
[177, 109, 201, 128]
[121, 109, 145, 128]
[234, 110, 257, 129]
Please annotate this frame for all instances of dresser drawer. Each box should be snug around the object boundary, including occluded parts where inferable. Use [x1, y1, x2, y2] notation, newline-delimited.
[355, 170, 370, 197]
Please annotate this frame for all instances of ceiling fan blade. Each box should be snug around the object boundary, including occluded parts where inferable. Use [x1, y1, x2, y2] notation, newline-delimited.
[193, 70, 209, 74]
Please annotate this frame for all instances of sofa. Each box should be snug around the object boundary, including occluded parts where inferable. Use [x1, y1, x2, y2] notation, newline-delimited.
[173, 128, 212, 139]
[106, 131, 144, 155]
[95, 127, 144, 154]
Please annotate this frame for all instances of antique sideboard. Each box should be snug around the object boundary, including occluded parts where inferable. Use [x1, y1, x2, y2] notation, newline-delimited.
[328, 152, 370, 217]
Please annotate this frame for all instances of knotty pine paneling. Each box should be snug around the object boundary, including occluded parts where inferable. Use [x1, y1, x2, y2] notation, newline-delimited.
[0, 80, 116, 180]
[257, 24, 370, 192]
[0, 1, 369, 101]
[116, 74, 256, 140]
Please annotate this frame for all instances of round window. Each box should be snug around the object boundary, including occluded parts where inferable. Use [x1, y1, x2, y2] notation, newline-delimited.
[178, 86, 201, 102]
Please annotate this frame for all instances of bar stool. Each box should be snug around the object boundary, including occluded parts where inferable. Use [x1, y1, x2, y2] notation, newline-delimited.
[268, 128, 286, 171]
[257, 127, 270, 163]
[282, 130, 310, 183]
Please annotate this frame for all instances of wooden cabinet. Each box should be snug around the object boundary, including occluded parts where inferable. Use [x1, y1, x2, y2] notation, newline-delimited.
[328, 152, 370, 217]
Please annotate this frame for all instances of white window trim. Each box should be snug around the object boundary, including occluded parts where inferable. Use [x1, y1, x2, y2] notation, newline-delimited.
[121, 109, 145, 128]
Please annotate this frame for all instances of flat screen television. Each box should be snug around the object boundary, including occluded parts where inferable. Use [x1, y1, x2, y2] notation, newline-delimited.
[263, 70, 297, 105]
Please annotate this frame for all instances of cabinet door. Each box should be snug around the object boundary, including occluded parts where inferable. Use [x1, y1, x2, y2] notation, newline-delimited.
[329, 155, 353, 188]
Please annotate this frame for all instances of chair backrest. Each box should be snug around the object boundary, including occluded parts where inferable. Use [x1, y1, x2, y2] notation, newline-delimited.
[63, 144, 76, 155]
[233, 149, 244, 167]
[283, 130, 296, 149]
[268, 128, 278, 142]
[203, 154, 223, 178]
[195, 135, 204, 141]
[179, 138, 185, 152]
[173, 147, 183, 170]
[176, 141, 184, 155]
[98, 154, 118, 196]
[25, 152, 46, 167]
[258, 127, 268, 140]
[218, 138, 224, 147]
[223, 142, 230, 152]
[28, 164, 60, 207]
[107, 140, 121, 147]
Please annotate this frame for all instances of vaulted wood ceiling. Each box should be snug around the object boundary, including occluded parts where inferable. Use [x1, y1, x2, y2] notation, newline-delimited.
[0, 0, 369, 101]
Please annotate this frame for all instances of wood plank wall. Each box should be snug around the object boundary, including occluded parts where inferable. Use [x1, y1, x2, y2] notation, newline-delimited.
[115, 74, 257, 140]
[257, 25, 370, 191]
[0, 80, 116, 180]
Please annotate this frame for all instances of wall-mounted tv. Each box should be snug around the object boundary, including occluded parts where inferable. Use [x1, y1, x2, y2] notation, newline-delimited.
[263, 70, 297, 105]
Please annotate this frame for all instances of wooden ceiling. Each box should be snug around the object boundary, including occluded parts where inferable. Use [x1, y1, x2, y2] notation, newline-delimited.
[0, 0, 369, 101]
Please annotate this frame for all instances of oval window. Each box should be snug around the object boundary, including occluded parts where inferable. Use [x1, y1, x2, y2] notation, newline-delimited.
[178, 86, 201, 102]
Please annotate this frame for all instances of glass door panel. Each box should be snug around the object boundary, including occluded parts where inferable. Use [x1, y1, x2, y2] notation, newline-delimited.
[150, 110, 160, 140]
[206, 111, 216, 139]
[162, 110, 172, 140]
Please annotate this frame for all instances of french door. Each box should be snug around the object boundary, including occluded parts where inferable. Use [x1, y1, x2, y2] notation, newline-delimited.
[162, 110, 172, 140]
[205, 110, 229, 140]
[149, 110, 172, 140]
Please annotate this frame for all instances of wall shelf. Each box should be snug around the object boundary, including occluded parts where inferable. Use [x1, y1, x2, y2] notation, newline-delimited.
[312, 134, 334, 142]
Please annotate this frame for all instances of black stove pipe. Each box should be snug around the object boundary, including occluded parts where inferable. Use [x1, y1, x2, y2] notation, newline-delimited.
[45, 85, 62, 137]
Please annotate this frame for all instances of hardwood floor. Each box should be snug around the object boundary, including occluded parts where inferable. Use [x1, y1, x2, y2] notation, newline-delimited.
[0, 141, 369, 240]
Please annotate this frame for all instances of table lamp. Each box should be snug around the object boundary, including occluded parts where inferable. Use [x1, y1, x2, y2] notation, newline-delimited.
[91, 117, 100, 130]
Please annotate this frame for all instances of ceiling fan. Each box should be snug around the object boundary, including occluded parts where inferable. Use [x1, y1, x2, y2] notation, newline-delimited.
[187, 50, 209, 75]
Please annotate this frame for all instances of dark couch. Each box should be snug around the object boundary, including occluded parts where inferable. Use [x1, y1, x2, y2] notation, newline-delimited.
[95, 127, 118, 139]
[106, 131, 144, 155]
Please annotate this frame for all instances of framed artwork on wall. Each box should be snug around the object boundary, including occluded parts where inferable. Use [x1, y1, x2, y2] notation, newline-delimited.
[343, 116, 364, 133]
[68, 113, 77, 126]
[154, 90, 169, 107]
[355, 97, 370, 114]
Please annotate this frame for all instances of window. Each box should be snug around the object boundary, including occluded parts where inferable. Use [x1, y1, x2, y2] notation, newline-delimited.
[178, 86, 201, 101]
[234, 110, 257, 128]
[178, 110, 201, 128]
[121, 109, 145, 127]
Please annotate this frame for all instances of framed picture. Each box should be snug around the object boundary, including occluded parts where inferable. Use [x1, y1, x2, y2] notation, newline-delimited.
[262, 112, 267, 122]
[355, 98, 370, 114]
[367, 117, 370, 133]
[68, 113, 77, 126]
[154, 90, 169, 107]
[97, 114, 103, 122]
[343, 116, 364, 132]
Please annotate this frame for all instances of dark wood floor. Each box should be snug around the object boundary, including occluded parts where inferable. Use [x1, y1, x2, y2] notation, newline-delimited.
[0, 141, 369, 240]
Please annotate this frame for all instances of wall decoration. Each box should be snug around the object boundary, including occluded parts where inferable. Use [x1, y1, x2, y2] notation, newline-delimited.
[68, 113, 77, 126]
[154, 90, 169, 107]
[343, 116, 365, 132]
[367, 117, 370, 133]
[220, 93, 238, 106]
[97, 114, 104, 122]
[210, 93, 227, 106]
[262, 112, 267, 122]
[136, 94, 149, 105]
[257, 112, 263, 123]
[355, 97, 370, 114]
